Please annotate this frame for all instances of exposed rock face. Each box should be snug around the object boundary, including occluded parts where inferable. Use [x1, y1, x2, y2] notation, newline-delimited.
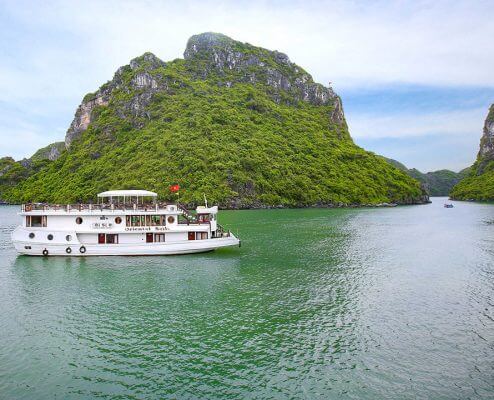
[65, 52, 167, 148]
[19, 158, 31, 168]
[129, 51, 166, 71]
[450, 104, 494, 201]
[64, 33, 346, 150]
[46, 142, 64, 160]
[65, 90, 111, 148]
[30, 142, 65, 162]
[477, 104, 494, 173]
[1, 32, 426, 206]
[184, 32, 344, 124]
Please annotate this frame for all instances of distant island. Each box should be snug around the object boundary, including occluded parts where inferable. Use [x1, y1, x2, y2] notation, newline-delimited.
[450, 104, 494, 201]
[1, 33, 430, 207]
[383, 158, 469, 197]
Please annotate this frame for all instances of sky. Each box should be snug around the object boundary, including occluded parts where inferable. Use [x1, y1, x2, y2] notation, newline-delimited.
[1, 0, 493, 172]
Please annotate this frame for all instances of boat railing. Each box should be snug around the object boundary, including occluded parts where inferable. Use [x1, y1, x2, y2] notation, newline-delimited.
[177, 203, 196, 223]
[21, 202, 173, 213]
[216, 224, 232, 238]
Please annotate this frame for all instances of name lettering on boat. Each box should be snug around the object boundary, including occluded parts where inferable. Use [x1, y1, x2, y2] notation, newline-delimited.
[125, 227, 169, 232]
[92, 222, 114, 229]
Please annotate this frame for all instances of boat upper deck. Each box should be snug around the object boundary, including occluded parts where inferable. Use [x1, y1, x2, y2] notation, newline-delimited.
[19, 190, 218, 222]
[21, 202, 189, 216]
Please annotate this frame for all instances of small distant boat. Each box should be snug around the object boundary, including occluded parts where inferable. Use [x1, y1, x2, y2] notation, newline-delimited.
[444, 203, 454, 208]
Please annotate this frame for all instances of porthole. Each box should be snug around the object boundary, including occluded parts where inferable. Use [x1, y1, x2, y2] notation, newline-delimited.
[66, 235, 72, 242]
[29, 232, 35, 239]
[47, 234, 53, 241]
[76, 217, 83, 225]
[115, 217, 122, 224]
[167, 216, 175, 224]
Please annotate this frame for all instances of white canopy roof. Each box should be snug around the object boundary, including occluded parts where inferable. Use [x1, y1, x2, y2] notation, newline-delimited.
[97, 190, 157, 198]
[196, 205, 218, 214]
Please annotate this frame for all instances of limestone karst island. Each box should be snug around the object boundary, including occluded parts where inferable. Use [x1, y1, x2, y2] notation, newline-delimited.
[1, 1, 494, 399]
[2, 33, 430, 207]
[2, 33, 492, 206]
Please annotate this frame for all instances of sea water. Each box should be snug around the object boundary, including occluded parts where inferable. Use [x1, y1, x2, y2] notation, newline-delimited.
[0, 198, 493, 399]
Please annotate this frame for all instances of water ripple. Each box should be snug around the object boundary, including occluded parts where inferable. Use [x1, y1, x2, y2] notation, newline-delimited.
[0, 201, 493, 398]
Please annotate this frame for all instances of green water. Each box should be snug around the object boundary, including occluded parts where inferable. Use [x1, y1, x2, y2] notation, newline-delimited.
[0, 198, 493, 399]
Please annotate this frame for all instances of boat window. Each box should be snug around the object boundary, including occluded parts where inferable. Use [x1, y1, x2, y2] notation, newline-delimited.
[26, 215, 46, 227]
[198, 214, 210, 223]
[76, 217, 83, 225]
[128, 215, 140, 227]
[154, 233, 165, 242]
[29, 232, 35, 239]
[66, 235, 72, 241]
[127, 215, 165, 227]
[196, 232, 208, 240]
[47, 234, 53, 241]
[106, 234, 119, 244]
[130, 215, 139, 226]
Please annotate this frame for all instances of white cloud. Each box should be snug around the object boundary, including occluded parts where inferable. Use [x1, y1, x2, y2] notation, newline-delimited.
[347, 107, 487, 139]
[0, 0, 493, 167]
[2, 0, 494, 96]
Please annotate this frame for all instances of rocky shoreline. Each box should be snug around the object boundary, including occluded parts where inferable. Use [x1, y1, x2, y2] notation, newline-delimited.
[1, 199, 432, 210]
[215, 196, 431, 210]
[193, 198, 432, 210]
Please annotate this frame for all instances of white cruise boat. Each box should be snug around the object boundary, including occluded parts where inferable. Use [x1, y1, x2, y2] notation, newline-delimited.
[11, 190, 240, 256]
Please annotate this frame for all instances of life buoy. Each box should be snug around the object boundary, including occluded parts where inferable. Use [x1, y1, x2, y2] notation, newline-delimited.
[25, 204, 32, 212]
[79, 246, 86, 254]
[66, 247, 72, 254]
[42, 249, 49, 256]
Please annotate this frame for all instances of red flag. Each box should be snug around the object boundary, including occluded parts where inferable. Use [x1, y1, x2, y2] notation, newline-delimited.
[169, 184, 180, 193]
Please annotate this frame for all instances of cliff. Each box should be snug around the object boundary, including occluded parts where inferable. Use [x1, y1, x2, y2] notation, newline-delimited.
[0, 33, 426, 207]
[450, 104, 494, 201]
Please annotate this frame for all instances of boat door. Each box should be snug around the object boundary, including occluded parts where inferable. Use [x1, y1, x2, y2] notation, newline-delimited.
[98, 233, 105, 244]
[146, 233, 153, 243]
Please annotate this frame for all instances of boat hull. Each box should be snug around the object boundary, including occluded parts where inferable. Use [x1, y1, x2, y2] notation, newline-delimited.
[12, 227, 240, 257]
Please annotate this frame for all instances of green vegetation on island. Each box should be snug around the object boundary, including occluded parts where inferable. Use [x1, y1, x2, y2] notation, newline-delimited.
[0, 33, 426, 207]
[383, 157, 469, 196]
[451, 104, 494, 201]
